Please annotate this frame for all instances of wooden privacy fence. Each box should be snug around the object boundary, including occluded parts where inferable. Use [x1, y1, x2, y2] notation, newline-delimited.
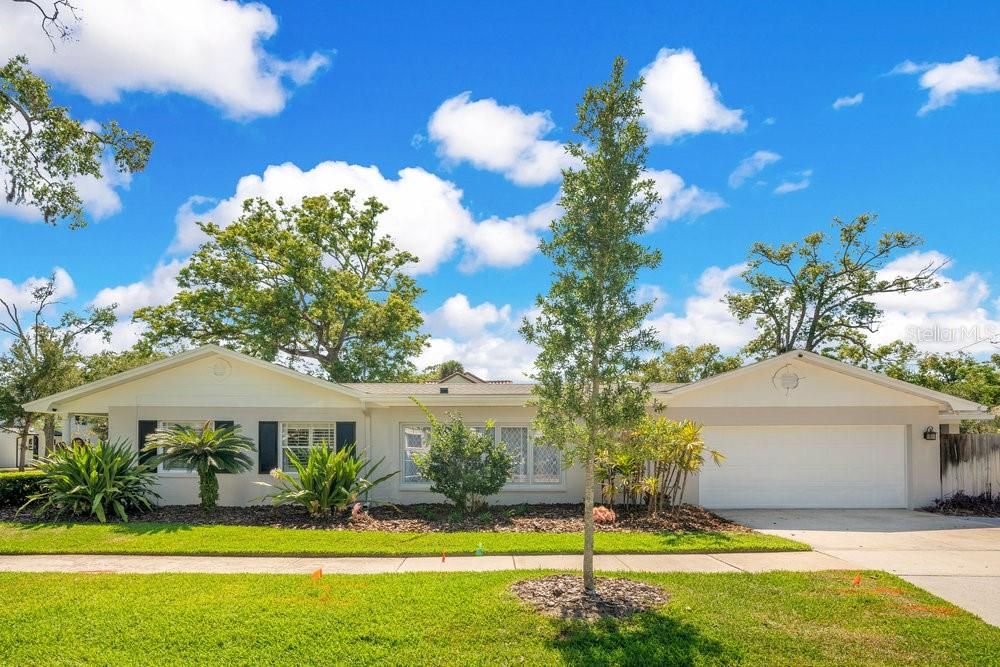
[940, 433, 1000, 498]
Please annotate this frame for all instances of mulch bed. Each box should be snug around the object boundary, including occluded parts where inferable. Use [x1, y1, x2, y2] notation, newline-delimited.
[511, 574, 669, 620]
[922, 493, 1000, 518]
[1, 502, 749, 534]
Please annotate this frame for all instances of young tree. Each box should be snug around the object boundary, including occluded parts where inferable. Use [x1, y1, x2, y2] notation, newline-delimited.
[520, 57, 661, 592]
[641, 344, 742, 383]
[1, 2, 152, 228]
[0, 279, 115, 455]
[726, 214, 941, 359]
[135, 192, 429, 382]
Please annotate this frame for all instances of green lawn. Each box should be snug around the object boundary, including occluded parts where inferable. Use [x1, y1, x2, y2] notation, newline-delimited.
[0, 521, 805, 556]
[0, 570, 996, 665]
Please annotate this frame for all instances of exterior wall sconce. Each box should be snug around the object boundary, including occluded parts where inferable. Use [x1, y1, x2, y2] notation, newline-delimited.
[923, 426, 937, 441]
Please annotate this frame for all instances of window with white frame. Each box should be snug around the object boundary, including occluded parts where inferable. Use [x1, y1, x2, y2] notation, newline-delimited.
[281, 423, 338, 472]
[157, 420, 212, 472]
[400, 423, 562, 487]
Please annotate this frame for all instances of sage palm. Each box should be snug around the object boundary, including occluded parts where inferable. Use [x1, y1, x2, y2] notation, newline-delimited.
[144, 422, 255, 509]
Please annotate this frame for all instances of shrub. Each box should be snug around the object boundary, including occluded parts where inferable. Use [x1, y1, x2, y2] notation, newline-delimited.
[259, 442, 397, 517]
[411, 400, 512, 512]
[631, 416, 722, 514]
[144, 422, 255, 510]
[0, 471, 44, 507]
[22, 440, 159, 522]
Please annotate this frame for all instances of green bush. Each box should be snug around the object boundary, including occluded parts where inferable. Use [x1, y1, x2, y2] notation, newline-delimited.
[23, 440, 160, 522]
[0, 471, 44, 507]
[412, 401, 512, 513]
[259, 442, 396, 517]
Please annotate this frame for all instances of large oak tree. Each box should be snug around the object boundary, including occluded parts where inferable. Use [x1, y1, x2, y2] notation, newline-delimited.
[136, 192, 428, 382]
[726, 214, 941, 358]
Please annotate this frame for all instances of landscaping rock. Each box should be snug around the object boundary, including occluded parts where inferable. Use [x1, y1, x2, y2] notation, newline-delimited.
[511, 574, 668, 621]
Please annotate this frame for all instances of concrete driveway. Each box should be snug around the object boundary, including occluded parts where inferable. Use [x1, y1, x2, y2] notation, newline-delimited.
[722, 509, 1000, 626]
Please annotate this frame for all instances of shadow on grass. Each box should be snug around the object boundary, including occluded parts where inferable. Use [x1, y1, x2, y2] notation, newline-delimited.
[12, 521, 193, 535]
[549, 612, 735, 666]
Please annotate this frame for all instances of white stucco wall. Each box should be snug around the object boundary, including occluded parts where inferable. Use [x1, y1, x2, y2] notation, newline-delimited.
[63, 350, 949, 509]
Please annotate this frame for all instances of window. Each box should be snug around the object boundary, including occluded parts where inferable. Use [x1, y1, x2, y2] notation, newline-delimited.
[401, 425, 432, 483]
[400, 423, 562, 487]
[281, 423, 337, 472]
[157, 420, 212, 472]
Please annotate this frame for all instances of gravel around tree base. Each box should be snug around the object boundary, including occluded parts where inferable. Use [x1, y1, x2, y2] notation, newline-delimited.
[511, 574, 669, 620]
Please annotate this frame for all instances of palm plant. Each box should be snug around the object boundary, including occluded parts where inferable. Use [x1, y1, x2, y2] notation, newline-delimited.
[22, 439, 159, 522]
[144, 422, 255, 510]
[259, 441, 397, 517]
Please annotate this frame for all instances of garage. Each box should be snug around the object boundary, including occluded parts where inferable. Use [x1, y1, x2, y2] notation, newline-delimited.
[698, 425, 907, 509]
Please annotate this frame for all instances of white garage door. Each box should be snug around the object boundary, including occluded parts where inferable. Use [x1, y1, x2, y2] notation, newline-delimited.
[698, 425, 906, 509]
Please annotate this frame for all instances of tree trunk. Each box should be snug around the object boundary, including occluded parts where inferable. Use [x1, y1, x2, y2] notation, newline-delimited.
[583, 446, 595, 592]
[17, 423, 30, 471]
[43, 415, 56, 454]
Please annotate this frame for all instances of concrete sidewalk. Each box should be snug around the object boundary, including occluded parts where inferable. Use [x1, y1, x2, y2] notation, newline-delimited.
[0, 551, 855, 575]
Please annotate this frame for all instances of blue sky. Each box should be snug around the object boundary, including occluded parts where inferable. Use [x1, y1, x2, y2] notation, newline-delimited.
[1, 1, 998, 379]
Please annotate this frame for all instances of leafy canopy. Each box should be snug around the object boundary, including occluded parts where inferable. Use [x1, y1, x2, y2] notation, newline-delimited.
[520, 56, 660, 589]
[726, 214, 941, 358]
[0, 55, 152, 228]
[641, 344, 742, 383]
[136, 192, 428, 382]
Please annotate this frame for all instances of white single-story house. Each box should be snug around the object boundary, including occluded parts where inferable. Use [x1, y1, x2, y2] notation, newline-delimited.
[22, 345, 990, 509]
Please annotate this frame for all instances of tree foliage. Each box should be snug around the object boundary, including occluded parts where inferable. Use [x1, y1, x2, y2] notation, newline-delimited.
[0, 55, 152, 228]
[641, 344, 742, 383]
[520, 57, 661, 590]
[726, 214, 941, 358]
[135, 192, 428, 382]
[0, 278, 115, 459]
[834, 340, 1000, 432]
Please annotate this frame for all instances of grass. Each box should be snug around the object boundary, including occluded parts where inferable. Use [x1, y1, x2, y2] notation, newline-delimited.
[0, 570, 996, 665]
[0, 521, 806, 556]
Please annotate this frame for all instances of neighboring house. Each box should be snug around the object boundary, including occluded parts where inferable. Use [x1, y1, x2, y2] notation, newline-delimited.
[0, 429, 40, 469]
[22, 345, 990, 509]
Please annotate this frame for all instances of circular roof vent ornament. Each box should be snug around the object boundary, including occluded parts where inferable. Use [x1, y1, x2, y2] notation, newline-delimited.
[772, 364, 804, 395]
[211, 358, 232, 380]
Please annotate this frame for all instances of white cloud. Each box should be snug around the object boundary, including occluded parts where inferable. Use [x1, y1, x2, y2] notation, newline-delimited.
[891, 55, 1000, 115]
[774, 169, 812, 195]
[416, 294, 538, 381]
[427, 92, 578, 185]
[728, 150, 782, 188]
[171, 161, 476, 274]
[424, 293, 512, 339]
[637, 284, 669, 312]
[646, 169, 725, 226]
[460, 197, 560, 272]
[0, 0, 329, 119]
[0, 268, 76, 310]
[832, 92, 864, 109]
[647, 263, 754, 352]
[640, 48, 746, 142]
[870, 251, 1000, 354]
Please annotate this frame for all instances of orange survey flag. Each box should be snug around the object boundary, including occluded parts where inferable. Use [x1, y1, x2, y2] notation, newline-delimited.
[311, 568, 323, 582]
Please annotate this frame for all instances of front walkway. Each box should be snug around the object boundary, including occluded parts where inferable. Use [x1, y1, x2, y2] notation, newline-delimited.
[0, 550, 853, 575]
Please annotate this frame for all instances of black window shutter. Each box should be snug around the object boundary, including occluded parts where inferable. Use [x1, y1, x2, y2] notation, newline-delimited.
[336, 421, 357, 455]
[31, 435, 39, 456]
[215, 420, 235, 473]
[258, 421, 278, 473]
[138, 420, 158, 465]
